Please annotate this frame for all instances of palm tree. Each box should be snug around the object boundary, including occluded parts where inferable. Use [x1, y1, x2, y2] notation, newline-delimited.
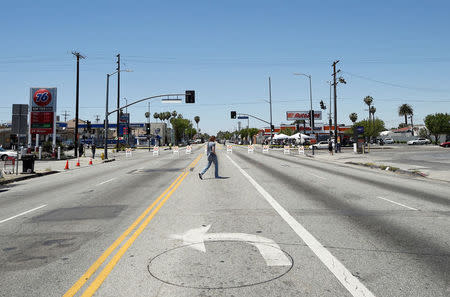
[363, 96, 373, 122]
[349, 113, 358, 124]
[153, 112, 159, 122]
[171, 110, 177, 118]
[398, 104, 413, 126]
[194, 116, 200, 133]
[369, 106, 376, 126]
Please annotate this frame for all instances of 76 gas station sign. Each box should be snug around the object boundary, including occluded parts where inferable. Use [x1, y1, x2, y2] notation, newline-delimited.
[29, 88, 57, 134]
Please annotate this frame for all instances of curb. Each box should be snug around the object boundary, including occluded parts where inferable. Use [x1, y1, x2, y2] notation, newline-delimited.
[0, 171, 59, 185]
[345, 161, 428, 178]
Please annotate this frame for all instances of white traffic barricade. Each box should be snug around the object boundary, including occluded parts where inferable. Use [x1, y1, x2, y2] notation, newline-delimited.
[125, 148, 132, 157]
[226, 145, 233, 153]
[185, 145, 192, 154]
[283, 145, 290, 155]
[248, 145, 254, 153]
[152, 146, 159, 156]
[298, 145, 305, 155]
[262, 145, 269, 153]
[3, 157, 15, 174]
[173, 146, 180, 155]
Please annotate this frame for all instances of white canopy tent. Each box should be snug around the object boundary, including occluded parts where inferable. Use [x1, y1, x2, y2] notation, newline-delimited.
[273, 133, 290, 140]
[289, 133, 312, 144]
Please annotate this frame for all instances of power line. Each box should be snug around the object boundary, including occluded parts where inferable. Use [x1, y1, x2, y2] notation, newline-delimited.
[342, 71, 450, 93]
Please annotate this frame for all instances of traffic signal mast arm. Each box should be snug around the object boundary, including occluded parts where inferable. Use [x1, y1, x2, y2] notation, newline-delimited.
[237, 113, 271, 125]
[107, 93, 186, 116]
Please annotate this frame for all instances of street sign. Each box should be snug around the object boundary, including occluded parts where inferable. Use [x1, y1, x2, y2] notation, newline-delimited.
[237, 116, 249, 120]
[356, 126, 364, 134]
[286, 111, 322, 121]
[29, 88, 57, 135]
[11, 104, 28, 135]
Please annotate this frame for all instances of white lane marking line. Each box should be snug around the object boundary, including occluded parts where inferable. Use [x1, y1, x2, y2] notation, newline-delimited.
[226, 154, 375, 297]
[0, 205, 47, 224]
[309, 173, 326, 180]
[171, 225, 291, 266]
[376, 196, 418, 211]
[97, 178, 116, 186]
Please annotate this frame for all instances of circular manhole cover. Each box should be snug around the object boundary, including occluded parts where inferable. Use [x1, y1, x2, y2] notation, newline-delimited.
[148, 241, 293, 289]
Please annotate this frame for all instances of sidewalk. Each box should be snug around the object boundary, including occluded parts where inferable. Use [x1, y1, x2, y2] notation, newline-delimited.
[309, 146, 450, 183]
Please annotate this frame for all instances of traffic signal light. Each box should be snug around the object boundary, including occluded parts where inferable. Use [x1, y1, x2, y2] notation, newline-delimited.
[86, 120, 91, 132]
[145, 123, 150, 135]
[320, 100, 326, 110]
[231, 111, 236, 119]
[271, 124, 275, 132]
[185, 90, 195, 103]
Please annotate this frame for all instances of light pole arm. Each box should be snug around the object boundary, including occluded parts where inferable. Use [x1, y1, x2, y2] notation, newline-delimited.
[107, 93, 185, 116]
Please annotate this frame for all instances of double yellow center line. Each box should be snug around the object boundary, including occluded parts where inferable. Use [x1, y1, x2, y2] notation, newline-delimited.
[64, 153, 203, 297]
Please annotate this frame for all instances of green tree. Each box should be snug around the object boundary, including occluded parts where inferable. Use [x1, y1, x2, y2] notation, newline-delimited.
[424, 113, 450, 144]
[279, 127, 294, 136]
[349, 113, 358, 124]
[170, 117, 193, 144]
[398, 123, 408, 129]
[398, 104, 413, 126]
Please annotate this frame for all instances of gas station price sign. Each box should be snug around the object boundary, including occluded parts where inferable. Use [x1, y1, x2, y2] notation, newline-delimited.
[29, 88, 57, 134]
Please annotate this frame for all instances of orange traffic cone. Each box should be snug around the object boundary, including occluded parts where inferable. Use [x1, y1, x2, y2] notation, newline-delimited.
[64, 160, 69, 170]
[76, 158, 80, 167]
[89, 158, 93, 165]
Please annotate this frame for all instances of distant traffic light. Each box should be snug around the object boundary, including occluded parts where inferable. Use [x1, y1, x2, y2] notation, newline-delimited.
[271, 124, 275, 132]
[86, 120, 91, 132]
[185, 90, 195, 103]
[231, 111, 236, 119]
[320, 100, 326, 110]
[145, 123, 150, 135]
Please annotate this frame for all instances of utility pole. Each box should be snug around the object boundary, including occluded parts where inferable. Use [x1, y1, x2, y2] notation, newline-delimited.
[72, 51, 85, 158]
[332, 60, 339, 153]
[269, 77, 273, 142]
[62, 110, 70, 122]
[116, 53, 120, 151]
[148, 101, 151, 151]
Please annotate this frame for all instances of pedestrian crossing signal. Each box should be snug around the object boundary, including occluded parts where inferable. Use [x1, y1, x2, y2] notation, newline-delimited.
[231, 111, 236, 119]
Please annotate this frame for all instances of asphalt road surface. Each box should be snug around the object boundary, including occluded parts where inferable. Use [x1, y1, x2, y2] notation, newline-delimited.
[0, 144, 449, 297]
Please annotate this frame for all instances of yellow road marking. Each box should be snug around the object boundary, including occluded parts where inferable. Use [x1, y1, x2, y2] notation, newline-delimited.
[64, 153, 202, 297]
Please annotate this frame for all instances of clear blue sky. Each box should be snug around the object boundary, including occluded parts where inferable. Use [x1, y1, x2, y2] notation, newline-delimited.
[1, 0, 449, 134]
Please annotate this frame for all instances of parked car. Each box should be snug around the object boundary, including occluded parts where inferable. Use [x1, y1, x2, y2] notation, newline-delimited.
[312, 141, 334, 149]
[440, 141, 450, 148]
[407, 138, 431, 145]
[0, 147, 17, 161]
[384, 138, 394, 144]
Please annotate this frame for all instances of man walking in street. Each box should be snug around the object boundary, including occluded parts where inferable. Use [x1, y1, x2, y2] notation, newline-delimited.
[199, 136, 219, 179]
[91, 144, 96, 159]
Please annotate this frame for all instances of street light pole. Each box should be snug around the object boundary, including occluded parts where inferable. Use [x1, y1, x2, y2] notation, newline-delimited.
[269, 77, 273, 143]
[104, 73, 110, 159]
[104, 69, 132, 159]
[122, 97, 129, 146]
[294, 73, 314, 154]
[116, 54, 120, 151]
[332, 60, 339, 153]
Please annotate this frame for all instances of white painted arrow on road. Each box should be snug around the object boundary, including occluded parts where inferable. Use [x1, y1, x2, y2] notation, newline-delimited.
[171, 225, 291, 266]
